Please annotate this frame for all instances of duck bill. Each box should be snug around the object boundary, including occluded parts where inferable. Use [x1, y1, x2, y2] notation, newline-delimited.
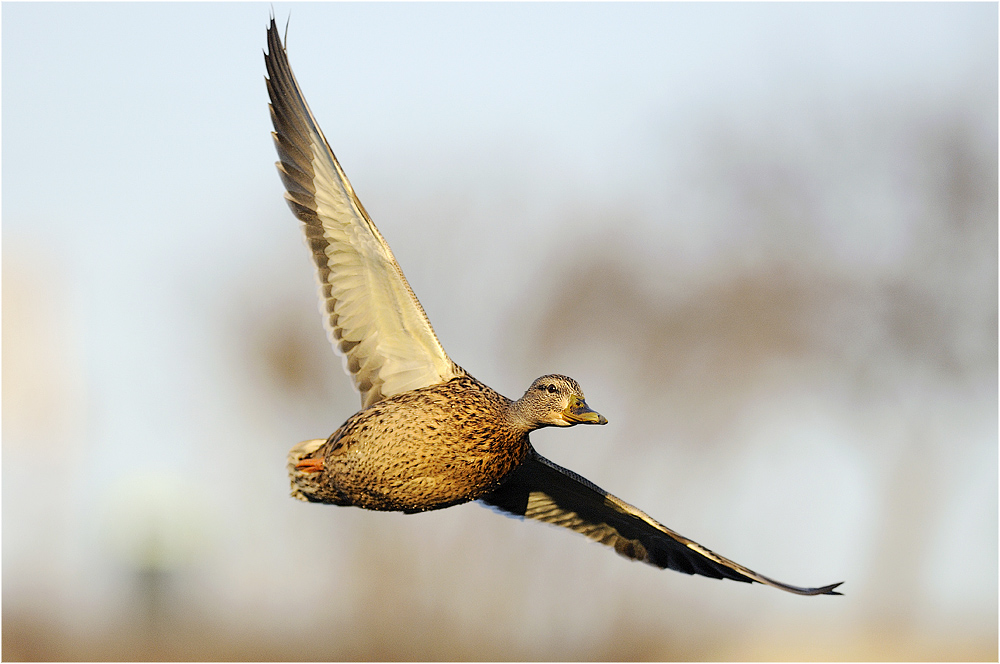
[562, 395, 608, 425]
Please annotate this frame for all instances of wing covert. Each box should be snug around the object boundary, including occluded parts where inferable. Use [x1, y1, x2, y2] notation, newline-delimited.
[265, 18, 460, 408]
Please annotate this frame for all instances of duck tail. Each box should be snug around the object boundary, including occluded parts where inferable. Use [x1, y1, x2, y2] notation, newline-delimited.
[287, 438, 327, 502]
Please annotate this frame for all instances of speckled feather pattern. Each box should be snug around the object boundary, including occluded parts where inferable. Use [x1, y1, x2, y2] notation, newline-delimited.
[290, 374, 531, 512]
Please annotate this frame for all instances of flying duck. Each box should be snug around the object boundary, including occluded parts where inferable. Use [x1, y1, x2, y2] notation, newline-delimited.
[264, 18, 842, 596]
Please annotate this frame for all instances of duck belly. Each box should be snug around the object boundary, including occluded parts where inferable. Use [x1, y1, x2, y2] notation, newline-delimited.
[291, 379, 528, 512]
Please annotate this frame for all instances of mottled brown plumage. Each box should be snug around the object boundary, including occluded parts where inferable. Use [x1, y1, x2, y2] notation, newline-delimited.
[265, 17, 842, 596]
[289, 374, 602, 512]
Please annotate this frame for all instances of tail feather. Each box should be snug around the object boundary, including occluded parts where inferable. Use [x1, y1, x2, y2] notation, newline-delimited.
[288, 439, 327, 502]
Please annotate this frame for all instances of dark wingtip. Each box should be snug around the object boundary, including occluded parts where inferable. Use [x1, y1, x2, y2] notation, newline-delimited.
[265, 14, 278, 58]
[819, 581, 845, 596]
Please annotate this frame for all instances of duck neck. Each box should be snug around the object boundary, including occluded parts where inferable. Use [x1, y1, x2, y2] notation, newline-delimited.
[504, 396, 540, 437]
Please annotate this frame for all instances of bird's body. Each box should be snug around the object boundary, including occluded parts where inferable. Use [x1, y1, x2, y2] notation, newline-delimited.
[264, 17, 842, 596]
[289, 372, 528, 512]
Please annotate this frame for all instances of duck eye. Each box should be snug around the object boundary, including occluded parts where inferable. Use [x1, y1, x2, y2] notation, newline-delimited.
[546, 384, 558, 394]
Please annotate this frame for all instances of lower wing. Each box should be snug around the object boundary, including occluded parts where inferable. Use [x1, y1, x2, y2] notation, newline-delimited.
[479, 448, 842, 596]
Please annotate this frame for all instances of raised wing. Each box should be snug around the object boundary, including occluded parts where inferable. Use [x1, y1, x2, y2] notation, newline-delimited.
[480, 448, 843, 596]
[265, 19, 461, 408]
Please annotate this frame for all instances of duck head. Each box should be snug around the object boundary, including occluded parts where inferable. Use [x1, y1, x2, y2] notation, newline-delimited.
[514, 374, 608, 429]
